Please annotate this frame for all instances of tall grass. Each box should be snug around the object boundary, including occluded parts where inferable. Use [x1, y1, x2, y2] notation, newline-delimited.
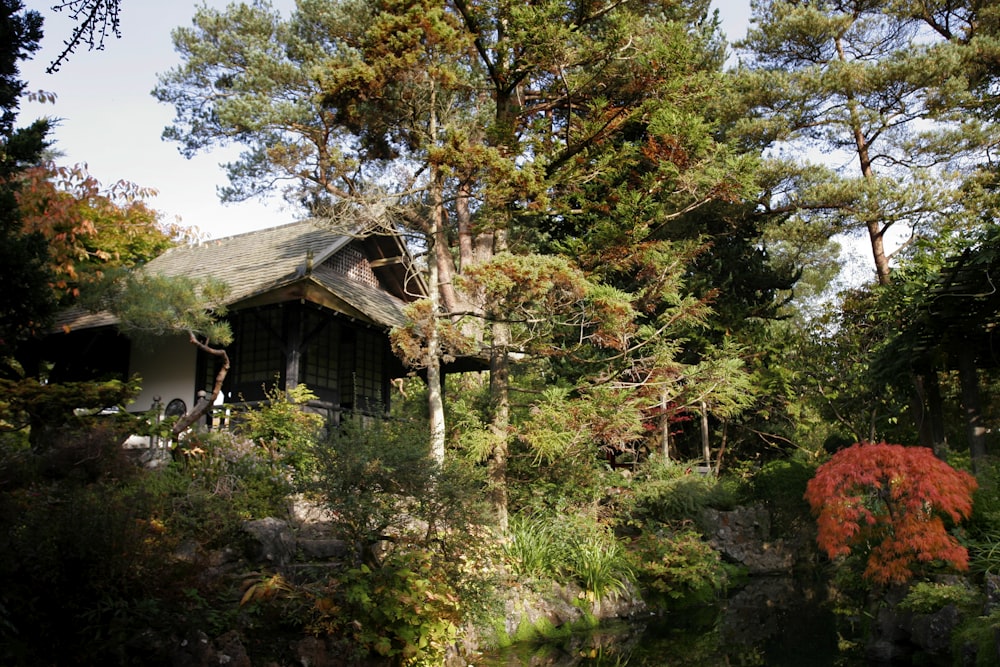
[564, 531, 634, 600]
[502, 514, 562, 580]
[502, 512, 634, 600]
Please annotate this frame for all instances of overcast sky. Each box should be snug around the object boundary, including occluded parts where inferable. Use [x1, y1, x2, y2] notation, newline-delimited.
[18, 0, 752, 240]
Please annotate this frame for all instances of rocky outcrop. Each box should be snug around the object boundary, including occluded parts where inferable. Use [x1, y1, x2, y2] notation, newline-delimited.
[701, 504, 812, 574]
[240, 497, 349, 572]
[866, 579, 977, 666]
[242, 517, 297, 567]
[499, 581, 646, 637]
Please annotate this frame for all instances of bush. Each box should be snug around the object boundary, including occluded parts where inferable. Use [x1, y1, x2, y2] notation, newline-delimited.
[967, 455, 1000, 535]
[955, 608, 1000, 667]
[336, 550, 463, 666]
[0, 417, 310, 666]
[304, 417, 441, 560]
[0, 474, 184, 664]
[237, 383, 324, 475]
[898, 581, 980, 614]
[625, 456, 736, 526]
[168, 430, 294, 543]
[629, 527, 730, 610]
[805, 442, 977, 585]
[502, 513, 562, 580]
[563, 529, 634, 601]
[741, 457, 817, 531]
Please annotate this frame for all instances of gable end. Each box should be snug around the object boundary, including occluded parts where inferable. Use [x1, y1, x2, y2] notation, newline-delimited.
[327, 244, 379, 288]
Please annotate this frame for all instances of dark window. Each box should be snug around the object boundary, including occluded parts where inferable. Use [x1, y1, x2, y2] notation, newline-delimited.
[302, 309, 339, 401]
[351, 328, 384, 412]
[229, 307, 284, 400]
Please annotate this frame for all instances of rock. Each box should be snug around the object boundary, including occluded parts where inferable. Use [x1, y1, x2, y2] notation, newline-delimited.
[172, 539, 201, 564]
[868, 583, 967, 666]
[297, 537, 348, 560]
[288, 495, 335, 528]
[242, 517, 296, 567]
[985, 573, 1000, 612]
[867, 638, 911, 664]
[215, 630, 252, 667]
[169, 630, 252, 667]
[171, 629, 215, 667]
[909, 604, 961, 658]
[294, 636, 332, 667]
[701, 505, 800, 574]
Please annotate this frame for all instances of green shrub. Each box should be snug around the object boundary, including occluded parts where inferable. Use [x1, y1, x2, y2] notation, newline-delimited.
[168, 430, 293, 542]
[626, 457, 735, 526]
[969, 532, 1000, 577]
[503, 513, 562, 580]
[955, 608, 1000, 667]
[742, 458, 817, 531]
[305, 416, 443, 560]
[504, 433, 608, 515]
[502, 510, 634, 601]
[629, 528, 730, 610]
[563, 530, 634, 601]
[333, 550, 463, 666]
[968, 456, 1000, 534]
[898, 581, 980, 614]
[238, 383, 325, 475]
[0, 473, 185, 665]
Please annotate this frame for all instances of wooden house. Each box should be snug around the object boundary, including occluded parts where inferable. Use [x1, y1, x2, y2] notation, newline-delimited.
[38, 219, 425, 421]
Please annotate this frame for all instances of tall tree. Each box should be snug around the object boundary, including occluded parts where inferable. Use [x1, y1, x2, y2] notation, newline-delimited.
[734, 0, 1000, 461]
[0, 0, 53, 360]
[16, 162, 183, 303]
[156, 0, 766, 524]
[155, 0, 482, 462]
[735, 0, 994, 286]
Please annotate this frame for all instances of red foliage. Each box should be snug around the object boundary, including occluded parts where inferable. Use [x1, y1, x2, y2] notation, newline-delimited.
[804, 441, 977, 585]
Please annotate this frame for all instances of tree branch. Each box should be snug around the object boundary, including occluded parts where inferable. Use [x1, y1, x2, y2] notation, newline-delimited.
[172, 331, 230, 437]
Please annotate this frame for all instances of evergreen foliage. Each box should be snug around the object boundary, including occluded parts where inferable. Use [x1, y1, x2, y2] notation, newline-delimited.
[0, 0, 52, 358]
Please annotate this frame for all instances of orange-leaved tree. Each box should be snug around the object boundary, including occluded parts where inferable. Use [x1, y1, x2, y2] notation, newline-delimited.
[804, 442, 978, 585]
[15, 163, 187, 302]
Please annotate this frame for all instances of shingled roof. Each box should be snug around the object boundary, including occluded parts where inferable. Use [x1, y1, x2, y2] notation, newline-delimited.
[57, 219, 423, 331]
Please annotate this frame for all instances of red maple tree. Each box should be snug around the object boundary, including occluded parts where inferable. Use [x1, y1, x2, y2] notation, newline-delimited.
[804, 441, 978, 584]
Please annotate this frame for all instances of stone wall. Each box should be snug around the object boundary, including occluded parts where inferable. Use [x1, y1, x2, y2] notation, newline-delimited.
[700, 504, 815, 574]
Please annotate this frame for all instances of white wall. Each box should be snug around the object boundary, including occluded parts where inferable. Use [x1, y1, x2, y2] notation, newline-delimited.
[128, 335, 198, 413]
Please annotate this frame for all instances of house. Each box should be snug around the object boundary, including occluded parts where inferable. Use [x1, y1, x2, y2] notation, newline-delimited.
[35, 219, 426, 422]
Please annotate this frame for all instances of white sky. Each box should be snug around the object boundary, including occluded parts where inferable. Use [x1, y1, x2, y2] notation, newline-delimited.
[17, 0, 752, 240]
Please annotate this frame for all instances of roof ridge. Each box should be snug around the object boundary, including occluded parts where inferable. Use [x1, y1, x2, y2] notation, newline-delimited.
[190, 218, 317, 245]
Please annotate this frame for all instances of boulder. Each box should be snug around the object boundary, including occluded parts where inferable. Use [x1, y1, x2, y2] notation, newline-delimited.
[242, 517, 296, 567]
[701, 505, 800, 574]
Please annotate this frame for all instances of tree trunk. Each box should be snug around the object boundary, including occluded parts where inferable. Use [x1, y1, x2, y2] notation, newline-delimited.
[911, 366, 947, 456]
[700, 400, 710, 468]
[926, 369, 947, 452]
[836, 35, 892, 285]
[488, 222, 511, 531]
[427, 97, 446, 465]
[431, 215, 460, 316]
[911, 372, 934, 450]
[173, 332, 229, 437]
[488, 315, 511, 532]
[660, 388, 671, 459]
[455, 178, 489, 343]
[957, 345, 988, 463]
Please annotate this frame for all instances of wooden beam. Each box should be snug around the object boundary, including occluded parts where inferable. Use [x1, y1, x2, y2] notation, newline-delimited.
[369, 256, 404, 268]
